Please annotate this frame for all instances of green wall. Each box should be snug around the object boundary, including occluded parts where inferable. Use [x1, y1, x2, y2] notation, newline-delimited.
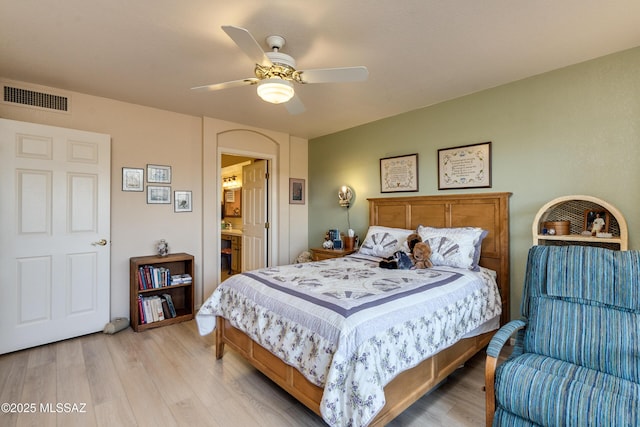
[309, 46, 640, 319]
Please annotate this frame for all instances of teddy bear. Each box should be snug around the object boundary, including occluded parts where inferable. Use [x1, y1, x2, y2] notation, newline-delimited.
[411, 241, 433, 268]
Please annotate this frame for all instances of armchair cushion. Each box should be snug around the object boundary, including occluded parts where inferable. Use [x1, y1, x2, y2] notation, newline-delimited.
[526, 296, 640, 383]
[495, 353, 639, 426]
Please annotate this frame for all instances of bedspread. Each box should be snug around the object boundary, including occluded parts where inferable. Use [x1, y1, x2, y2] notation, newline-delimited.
[196, 255, 501, 426]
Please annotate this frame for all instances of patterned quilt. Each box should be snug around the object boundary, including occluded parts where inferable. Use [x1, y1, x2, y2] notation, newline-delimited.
[196, 254, 501, 427]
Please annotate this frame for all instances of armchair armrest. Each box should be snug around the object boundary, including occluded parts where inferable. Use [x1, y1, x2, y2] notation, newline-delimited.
[487, 319, 526, 358]
[485, 319, 527, 427]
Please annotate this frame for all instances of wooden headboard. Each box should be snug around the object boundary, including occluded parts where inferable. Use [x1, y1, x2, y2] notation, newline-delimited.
[368, 192, 511, 324]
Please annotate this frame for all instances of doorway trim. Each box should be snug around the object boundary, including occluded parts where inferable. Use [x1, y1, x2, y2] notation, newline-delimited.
[201, 124, 285, 305]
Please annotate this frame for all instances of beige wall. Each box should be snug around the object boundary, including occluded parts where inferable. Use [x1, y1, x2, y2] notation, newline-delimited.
[309, 47, 640, 320]
[0, 79, 308, 320]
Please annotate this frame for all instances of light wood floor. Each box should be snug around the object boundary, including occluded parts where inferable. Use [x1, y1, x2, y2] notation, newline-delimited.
[0, 320, 501, 426]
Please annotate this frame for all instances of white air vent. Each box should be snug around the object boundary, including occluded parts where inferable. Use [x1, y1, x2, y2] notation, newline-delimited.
[3, 84, 71, 113]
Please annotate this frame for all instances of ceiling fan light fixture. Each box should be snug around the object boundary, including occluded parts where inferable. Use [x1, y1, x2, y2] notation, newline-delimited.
[257, 78, 294, 104]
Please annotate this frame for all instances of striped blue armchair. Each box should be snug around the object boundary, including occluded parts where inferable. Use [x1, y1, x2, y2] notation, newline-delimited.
[485, 245, 640, 426]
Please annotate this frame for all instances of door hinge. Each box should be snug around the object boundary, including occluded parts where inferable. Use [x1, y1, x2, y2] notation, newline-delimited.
[265, 222, 270, 229]
[265, 172, 270, 179]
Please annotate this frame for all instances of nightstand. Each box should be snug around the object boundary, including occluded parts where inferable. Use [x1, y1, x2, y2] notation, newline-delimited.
[310, 247, 357, 261]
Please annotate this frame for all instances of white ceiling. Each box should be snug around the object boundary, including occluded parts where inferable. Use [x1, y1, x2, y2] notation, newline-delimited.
[2, 1, 640, 139]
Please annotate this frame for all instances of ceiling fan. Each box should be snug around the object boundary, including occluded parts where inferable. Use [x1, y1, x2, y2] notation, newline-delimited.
[191, 25, 369, 115]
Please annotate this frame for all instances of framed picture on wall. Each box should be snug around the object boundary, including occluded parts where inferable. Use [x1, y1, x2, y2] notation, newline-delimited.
[380, 154, 419, 192]
[147, 164, 171, 184]
[147, 186, 171, 204]
[438, 142, 492, 190]
[289, 178, 305, 204]
[174, 191, 192, 212]
[122, 167, 144, 191]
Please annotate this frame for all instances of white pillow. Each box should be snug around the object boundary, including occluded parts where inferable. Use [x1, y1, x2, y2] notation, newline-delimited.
[358, 226, 413, 258]
[416, 225, 488, 271]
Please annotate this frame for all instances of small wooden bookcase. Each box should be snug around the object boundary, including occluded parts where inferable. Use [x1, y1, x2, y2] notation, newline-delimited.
[129, 252, 194, 332]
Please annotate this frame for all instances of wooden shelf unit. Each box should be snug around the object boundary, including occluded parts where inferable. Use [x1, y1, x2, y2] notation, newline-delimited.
[532, 195, 628, 250]
[130, 252, 194, 332]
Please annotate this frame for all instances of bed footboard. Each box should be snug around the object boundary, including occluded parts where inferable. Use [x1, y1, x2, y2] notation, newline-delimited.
[216, 316, 493, 425]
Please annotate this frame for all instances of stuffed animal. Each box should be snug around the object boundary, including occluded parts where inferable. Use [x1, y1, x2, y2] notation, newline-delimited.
[379, 250, 414, 269]
[379, 234, 432, 269]
[411, 241, 433, 269]
[406, 233, 422, 252]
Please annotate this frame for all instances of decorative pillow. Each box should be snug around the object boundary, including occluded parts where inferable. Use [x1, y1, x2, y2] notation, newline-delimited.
[358, 226, 413, 258]
[416, 225, 488, 271]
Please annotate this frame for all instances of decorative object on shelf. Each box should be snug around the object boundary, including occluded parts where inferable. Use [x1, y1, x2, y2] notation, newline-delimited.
[289, 178, 305, 204]
[147, 185, 171, 204]
[122, 167, 144, 192]
[338, 185, 353, 207]
[157, 239, 169, 257]
[584, 209, 609, 236]
[174, 190, 192, 212]
[380, 153, 418, 192]
[322, 240, 334, 249]
[438, 142, 491, 190]
[543, 220, 570, 236]
[147, 164, 171, 184]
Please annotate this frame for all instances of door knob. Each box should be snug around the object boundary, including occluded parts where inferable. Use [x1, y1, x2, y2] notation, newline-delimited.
[92, 239, 108, 246]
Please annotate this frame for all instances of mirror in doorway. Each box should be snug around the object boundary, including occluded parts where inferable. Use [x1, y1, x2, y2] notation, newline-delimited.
[224, 188, 242, 217]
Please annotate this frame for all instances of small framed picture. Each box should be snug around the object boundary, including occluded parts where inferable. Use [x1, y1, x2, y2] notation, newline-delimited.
[380, 154, 419, 192]
[147, 186, 171, 204]
[289, 178, 305, 204]
[584, 209, 610, 235]
[147, 164, 171, 184]
[174, 191, 192, 212]
[122, 167, 144, 192]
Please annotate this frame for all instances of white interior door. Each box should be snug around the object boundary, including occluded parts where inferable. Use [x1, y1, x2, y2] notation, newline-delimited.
[242, 160, 268, 270]
[0, 118, 111, 354]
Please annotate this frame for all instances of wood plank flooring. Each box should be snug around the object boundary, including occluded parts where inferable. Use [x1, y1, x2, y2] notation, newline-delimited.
[0, 320, 502, 426]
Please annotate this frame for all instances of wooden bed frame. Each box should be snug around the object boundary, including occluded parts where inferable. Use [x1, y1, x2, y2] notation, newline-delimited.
[215, 192, 511, 425]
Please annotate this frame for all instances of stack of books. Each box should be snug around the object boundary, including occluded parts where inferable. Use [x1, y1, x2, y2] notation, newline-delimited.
[137, 293, 178, 324]
[170, 274, 192, 285]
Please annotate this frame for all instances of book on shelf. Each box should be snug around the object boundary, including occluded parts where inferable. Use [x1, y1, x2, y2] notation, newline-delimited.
[160, 297, 171, 319]
[138, 295, 145, 323]
[153, 296, 165, 321]
[138, 265, 173, 289]
[162, 293, 177, 317]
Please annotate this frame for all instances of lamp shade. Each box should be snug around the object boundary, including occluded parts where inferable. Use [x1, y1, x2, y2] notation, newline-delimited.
[257, 78, 294, 104]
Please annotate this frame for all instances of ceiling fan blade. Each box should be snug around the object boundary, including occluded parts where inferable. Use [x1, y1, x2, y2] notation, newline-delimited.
[191, 78, 259, 92]
[297, 66, 369, 84]
[222, 25, 272, 67]
[285, 94, 305, 115]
